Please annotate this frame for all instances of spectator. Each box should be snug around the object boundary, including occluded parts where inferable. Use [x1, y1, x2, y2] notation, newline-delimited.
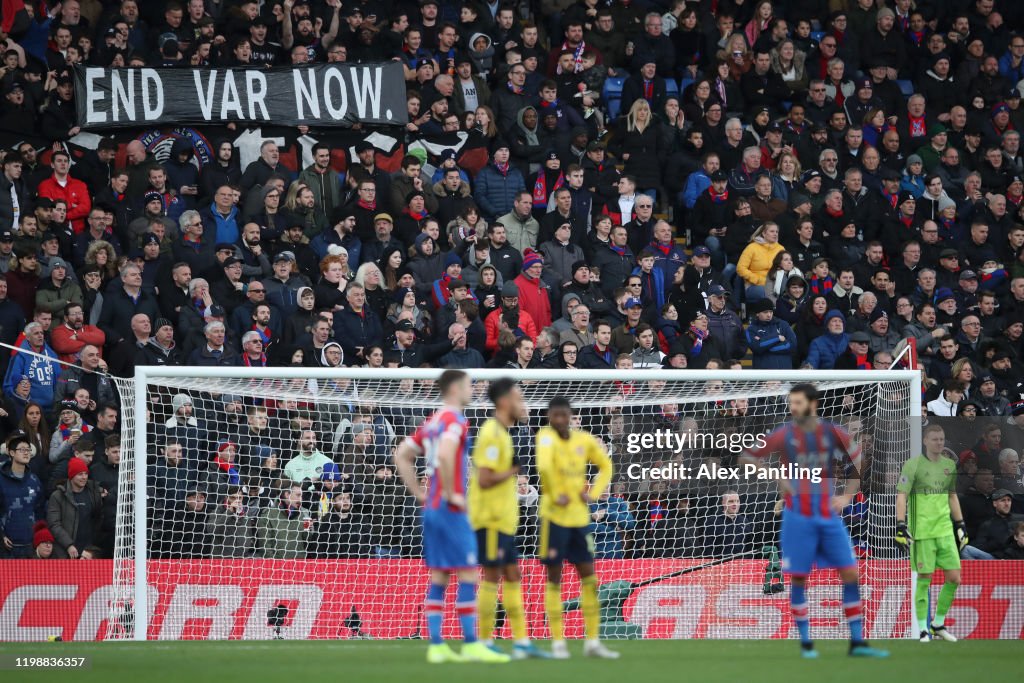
[50, 303, 105, 365]
[995, 521, 1024, 559]
[283, 430, 332, 484]
[578, 319, 617, 369]
[54, 344, 116, 407]
[46, 456, 103, 559]
[704, 491, 752, 557]
[737, 222, 785, 301]
[589, 489, 636, 559]
[959, 468, 998, 539]
[927, 380, 965, 416]
[746, 298, 796, 369]
[805, 310, 849, 369]
[206, 486, 254, 558]
[962, 489, 1023, 559]
[4, 322, 58, 412]
[258, 483, 312, 560]
[0, 435, 45, 558]
[97, 263, 159, 346]
[474, 144, 526, 221]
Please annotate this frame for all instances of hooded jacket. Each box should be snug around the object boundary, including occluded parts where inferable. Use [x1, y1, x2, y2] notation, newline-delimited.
[163, 138, 201, 210]
[806, 310, 849, 369]
[3, 338, 59, 410]
[737, 238, 785, 287]
[745, 314, 797, 369]
[0, 461, 45, 548]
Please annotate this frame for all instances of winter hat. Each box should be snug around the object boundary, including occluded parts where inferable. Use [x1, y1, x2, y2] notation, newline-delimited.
[414, 233, 432, 250]
[869, 308, 887, 323]
[32, 521, 54, 548]
[992, 103, 1010, 117]
[392, 286, 416, 303]
[935, 287, 955, 303]
[154, 318, 174, 331]
[216, 440, 237, 455]
[571, 260, 589, 276]
[59, 398, 81, 415]
[749, 298, 774, 315]
[937, 195, 957, 212]
[906, 154, 923, 167]
[67, 457, 89, 479]
[171, 393, 193, 413]
[897, 190, 916, 205]
[408, 147, 428, 165]
[501, 281, 520, 297]
[444, 250, 462, 268]
[522, 248, 543, 271]
[825, 309, 846, 326]
[321, 462, 344, 482]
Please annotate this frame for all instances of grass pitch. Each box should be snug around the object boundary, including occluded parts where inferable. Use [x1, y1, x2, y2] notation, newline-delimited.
[1, 639, 1020, 683]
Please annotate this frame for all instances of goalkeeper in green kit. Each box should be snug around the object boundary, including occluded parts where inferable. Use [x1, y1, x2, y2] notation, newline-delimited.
[895, 423, 967, 643]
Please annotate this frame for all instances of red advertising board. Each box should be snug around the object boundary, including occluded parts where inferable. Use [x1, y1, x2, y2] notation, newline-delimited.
[1, 560, 1022, 641]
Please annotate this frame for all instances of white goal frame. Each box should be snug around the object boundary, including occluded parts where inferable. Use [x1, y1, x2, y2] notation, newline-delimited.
[128, 366, 922, 641]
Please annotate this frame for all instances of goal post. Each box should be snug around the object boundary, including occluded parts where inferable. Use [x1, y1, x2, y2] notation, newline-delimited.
[115, 367, 921, 642]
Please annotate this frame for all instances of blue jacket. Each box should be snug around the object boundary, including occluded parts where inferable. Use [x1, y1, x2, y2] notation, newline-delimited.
[200, 203, 240, 244]
[806, 310, 849, 369]
[901, 173, 925, 198]
[682, 169, 710, 209]
[589, 495, 636, 559]
[745, 316, 796, 369]
[473, 163, 526, 221]
[998, 53, 1024, 85]
[333, 307, 384, 360]
[3, 340, 59, 410]
[0, 461, 45, 548]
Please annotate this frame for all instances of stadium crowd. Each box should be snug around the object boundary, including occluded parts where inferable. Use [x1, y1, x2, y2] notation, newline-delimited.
[0, 0, 1023, 562]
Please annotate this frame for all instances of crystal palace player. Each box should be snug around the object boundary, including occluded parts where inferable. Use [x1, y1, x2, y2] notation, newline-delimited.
[393, 370, 510, 664]
[537, 396, 618, 659]
[469, 378, 550, 659]
[895, 423, 966, 643]
[742, 383, 889, 659]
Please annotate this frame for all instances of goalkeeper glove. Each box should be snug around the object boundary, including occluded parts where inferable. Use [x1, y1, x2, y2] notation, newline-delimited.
[954, 520, 968, 551]
[895, 521, 913, 546]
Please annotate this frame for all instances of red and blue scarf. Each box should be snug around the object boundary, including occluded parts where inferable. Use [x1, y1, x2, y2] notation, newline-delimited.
[59, 423, 91, 441]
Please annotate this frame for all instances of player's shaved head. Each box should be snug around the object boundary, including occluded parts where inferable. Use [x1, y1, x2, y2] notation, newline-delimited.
[488, 377, 518, 405]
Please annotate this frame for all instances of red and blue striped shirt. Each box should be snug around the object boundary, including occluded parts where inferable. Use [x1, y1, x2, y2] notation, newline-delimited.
[405, 407, 470, 511]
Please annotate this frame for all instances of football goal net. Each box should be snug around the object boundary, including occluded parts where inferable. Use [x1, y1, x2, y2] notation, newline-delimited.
[106, 367, 920, 641]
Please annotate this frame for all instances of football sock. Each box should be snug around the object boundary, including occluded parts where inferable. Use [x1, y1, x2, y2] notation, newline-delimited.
[503, 581, 528, 642]
[933, 581, 958, 627]
[545, 582, 564, 641]
[916, 574, 932, 632]
[789, 582, 811, 644]
[425, 582, 446, 645]
[477, 580, 498, 642]
[581, 575, 601, 640]
[842, 582, 864, 643]
[456, 581, 478, 643]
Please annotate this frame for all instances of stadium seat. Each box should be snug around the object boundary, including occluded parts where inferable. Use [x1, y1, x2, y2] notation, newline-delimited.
[603, 76, 625, 119]
[810, 31, 825, 42]
[677, 77, 694, 98]
[666, 79, 680, 99]
[896, 80, 915, 97]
